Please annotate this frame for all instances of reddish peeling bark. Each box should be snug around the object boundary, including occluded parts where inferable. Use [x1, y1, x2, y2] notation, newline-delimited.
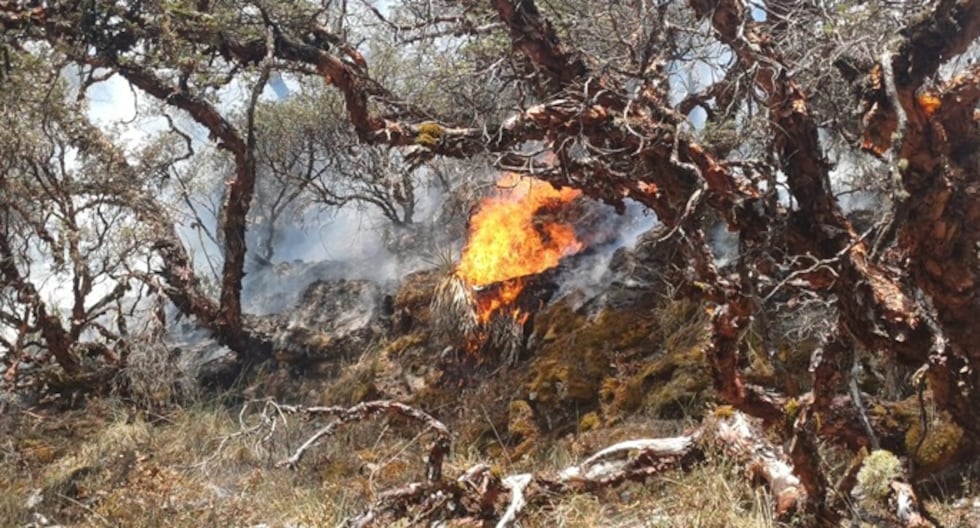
[4, 4, 978, 508]
[685, 0, 977, 513]
[691, 0, 933, 366]
[490, 0, 586, 93]
[110, 64, 253, 339]
[847, 0, 980, 430]
[890, 3, 980, 343]
[0, 224, 78, 373]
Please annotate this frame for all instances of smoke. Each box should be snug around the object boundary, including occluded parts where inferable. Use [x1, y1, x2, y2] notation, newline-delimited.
[241, 166, 457, 315]
[242, 206, 402, 315]
[708, 221, 739, 269]
[554, 199, 660, 303]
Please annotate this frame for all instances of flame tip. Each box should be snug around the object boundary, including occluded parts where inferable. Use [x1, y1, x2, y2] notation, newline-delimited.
[457, 175, 583, 322]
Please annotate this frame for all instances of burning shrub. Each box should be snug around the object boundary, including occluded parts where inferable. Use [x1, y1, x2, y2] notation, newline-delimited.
[431, 272, 479, 342]
[455, 174, 583, 323]
[424, 174, 587, 364]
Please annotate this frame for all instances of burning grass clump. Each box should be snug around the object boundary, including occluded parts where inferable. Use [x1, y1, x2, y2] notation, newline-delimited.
[484, 308, 528, 366]
[429, 267, 528, 367]
[431, 271, 479, 342]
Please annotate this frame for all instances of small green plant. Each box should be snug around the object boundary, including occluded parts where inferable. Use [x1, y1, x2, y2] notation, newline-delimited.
[856, 449, 902, 500]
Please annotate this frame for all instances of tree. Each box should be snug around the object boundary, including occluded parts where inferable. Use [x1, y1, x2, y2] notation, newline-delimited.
[0, 51, 150, 379]
[1, 0, 978, 522]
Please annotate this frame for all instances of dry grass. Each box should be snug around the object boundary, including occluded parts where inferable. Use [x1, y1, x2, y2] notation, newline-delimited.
[13, 395, 454, 526]
[0, 399, 360, 527]
[517, 435, 778, 528]
[3, 395, 980, 527]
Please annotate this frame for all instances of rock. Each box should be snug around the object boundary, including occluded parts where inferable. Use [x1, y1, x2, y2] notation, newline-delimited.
[272, 279, 385, 363]
[243, 260, 356, 316]
[594, 226, 682, 310]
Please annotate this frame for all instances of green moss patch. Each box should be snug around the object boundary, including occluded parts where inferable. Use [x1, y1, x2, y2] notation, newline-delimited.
[526, 297, 713, 430]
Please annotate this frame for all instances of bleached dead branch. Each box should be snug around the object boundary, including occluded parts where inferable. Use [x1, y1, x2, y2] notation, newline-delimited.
[224, 400, 816, 526]
[889, 481, 931, 528]
[273, 400, 451, 482]
[559, 436, 698, 482]
[715, 411, 805, 514]
[497, 474, 532, 528]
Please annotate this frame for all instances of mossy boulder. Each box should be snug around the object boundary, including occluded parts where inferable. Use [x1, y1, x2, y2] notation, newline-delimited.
[526, 300, 636, 409]
[600, 299, 712, 420]
[392, 270, 442, 333]
[600, 345, 710, 420]
[525, 295, 713, 430]
[905, 412, 965, 474]
[272, 279, 384, 364]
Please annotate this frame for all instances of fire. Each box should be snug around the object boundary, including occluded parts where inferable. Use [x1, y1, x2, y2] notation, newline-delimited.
[456, 174, 583, 321]
[472, 281, 525, 323]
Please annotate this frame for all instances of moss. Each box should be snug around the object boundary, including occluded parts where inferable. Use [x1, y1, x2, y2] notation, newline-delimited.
[600, 344, 710, 420]
[507, 400, 539, 460]
[508, 400, 537, 437]
[414, 122, 445, 149]
[525, 304, 615, 407]
[525, 297, 714, 431]
[578, 412, 601, 432]
[712, 405, 735, 419]
[862, 398, 968, 477]
[784, 397, 801, 426]
[905, 414, 965, 474]
[599, 301, 711, 420]
[526, 300, 659, 407]
[856, 449, 902, 500]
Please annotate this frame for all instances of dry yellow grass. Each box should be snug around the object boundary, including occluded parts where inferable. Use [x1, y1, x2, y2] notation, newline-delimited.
[2, 395, 979, 527]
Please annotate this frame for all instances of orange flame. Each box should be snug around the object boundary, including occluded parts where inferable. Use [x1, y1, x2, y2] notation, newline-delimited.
[456, 174, 583, 322]
[917, 92, 941, 117]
